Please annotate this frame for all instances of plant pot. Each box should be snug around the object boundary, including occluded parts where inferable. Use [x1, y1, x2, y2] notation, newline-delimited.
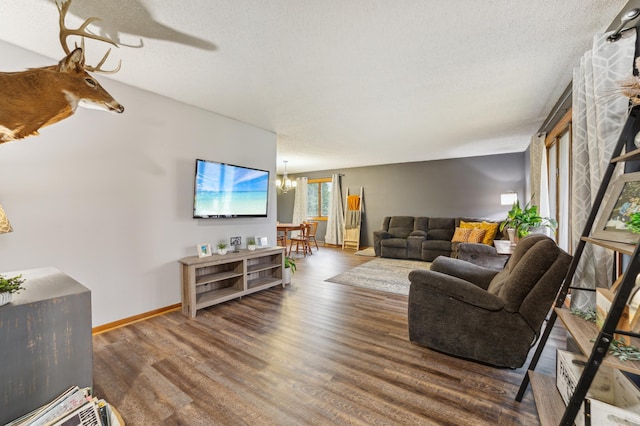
[0, 291, 12, 307]
[248, 244, 256, 251]
[217, 248, 228, 255]
[283, 267, 292, 285]
[506, 228, 516, 244]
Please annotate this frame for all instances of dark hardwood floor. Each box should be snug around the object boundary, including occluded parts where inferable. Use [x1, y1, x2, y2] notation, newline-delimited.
[93, 246, 564, 425]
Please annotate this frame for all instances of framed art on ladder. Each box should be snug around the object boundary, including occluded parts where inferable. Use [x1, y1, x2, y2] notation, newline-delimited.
[592, 171, 640, 245]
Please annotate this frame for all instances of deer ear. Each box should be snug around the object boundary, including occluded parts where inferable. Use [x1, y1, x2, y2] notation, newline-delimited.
[58, 48, 85, 72]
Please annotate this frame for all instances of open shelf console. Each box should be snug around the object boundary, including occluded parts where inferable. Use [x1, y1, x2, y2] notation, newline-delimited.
[179, 247, 285, 318]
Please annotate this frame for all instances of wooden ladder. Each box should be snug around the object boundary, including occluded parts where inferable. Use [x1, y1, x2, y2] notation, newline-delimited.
[342, 187, 363, 250]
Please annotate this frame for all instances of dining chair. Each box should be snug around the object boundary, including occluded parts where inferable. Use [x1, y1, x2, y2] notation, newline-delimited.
[289, 223, 312, 256]
[307, 221, 319, 251]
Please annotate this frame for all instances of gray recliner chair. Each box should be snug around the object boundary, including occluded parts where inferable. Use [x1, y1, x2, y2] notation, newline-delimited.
[407, 234, 571, 368]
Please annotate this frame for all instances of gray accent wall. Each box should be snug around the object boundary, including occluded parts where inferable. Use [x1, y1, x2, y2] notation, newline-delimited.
[277, 152, 526, 247]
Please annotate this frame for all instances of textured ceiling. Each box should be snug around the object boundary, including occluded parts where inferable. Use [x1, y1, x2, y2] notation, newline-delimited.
[0, 0, 630, 173]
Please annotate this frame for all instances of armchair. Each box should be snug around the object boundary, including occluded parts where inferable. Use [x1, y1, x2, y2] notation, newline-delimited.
[407, 234, 571, 368]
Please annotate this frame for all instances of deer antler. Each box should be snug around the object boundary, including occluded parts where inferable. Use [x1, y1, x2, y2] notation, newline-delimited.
[56, 0, 121, 74]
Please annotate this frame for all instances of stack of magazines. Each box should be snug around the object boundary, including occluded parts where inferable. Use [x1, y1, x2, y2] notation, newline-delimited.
[5, 386, 122, 426]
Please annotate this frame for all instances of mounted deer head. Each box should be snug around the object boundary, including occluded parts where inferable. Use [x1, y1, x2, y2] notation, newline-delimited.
[0, 0, 124, 144]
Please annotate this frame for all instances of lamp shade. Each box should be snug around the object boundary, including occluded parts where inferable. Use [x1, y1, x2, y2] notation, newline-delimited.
[500, 192, 518, 206]
[0, 205, 12, 234]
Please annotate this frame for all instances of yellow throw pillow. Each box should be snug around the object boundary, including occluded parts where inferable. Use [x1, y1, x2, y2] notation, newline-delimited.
[468, 228, 486, 243]
[480, 221, 500, 245]
[451, 227, 472, 242]
[460, 220, 481, 229]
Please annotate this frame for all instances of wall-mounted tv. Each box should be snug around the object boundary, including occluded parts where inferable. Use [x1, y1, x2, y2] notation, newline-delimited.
[193, 159, 270, 218]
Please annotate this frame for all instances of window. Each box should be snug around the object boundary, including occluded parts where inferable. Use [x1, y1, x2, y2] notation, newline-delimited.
[546, 110, 572, 252]
[307, 178, 332, 220]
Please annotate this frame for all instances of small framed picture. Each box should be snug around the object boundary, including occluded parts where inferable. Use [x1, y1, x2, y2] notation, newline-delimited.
[197, 243, 212, 258]
[592, 171, 640, 244]
[255, 236, 269, 248]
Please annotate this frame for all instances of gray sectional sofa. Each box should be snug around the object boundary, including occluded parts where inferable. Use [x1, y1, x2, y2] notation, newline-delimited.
[373, 216, 503, 262]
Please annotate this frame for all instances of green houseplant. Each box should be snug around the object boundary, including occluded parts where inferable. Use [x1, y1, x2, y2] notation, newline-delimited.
[247, 237, 256, 251]
[283, 256, 296, 285]
[284, 256, 296, 273]
[217, 242, 228, 255]
[0, 273, 25, 306]
[499, 200, 558, 239]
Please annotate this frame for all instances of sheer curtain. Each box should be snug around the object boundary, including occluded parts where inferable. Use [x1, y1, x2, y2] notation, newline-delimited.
[530, 133, 549, 218]
[571, 29, 636, 310]
[291, 177, 308, 237]
[325, 174, 344, 245]
[539, 147, 551, 225]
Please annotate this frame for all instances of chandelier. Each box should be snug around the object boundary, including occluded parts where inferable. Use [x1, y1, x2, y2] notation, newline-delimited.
[276, 160, 297, 193]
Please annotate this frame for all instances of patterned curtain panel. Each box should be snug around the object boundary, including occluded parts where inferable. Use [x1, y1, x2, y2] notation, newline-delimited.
[325, 174, 344, 245]
[291, 177, 308, 238]
[571, 30, 636, 310]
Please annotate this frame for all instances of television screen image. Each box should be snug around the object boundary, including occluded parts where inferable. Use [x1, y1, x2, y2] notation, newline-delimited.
[193, 159, 269, 218]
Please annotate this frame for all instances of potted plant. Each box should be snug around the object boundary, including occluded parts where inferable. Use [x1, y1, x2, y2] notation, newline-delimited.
[0, 273, 25, 306]
[499, 200, 557, 241]
[247, 238, 256, 251]
[217, 242, 228, 255]
[283, 256, 296, 285]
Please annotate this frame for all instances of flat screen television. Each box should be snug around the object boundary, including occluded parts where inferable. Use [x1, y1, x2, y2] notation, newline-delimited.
[193, 159, 270, 218]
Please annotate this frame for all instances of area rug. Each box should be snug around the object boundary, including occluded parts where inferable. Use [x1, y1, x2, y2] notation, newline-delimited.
[325, 257, 431, 295]
[354, 247, 375, 257]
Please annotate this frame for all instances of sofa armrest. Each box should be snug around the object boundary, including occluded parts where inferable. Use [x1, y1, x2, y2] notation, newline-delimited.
[407, 234, 426, 260]
[409, 270, 504, 311]
[457, 242, 498, 256]
[430, 256, 498, 290]
[374, 230, 391, 239]
[373, 230, 392, 256]
[457, 242, 507, 271]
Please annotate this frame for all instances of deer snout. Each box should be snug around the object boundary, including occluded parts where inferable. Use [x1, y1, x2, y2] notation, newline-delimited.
[102, 99, 124, 113]
[77, 97, 124, 114]
[109, 103, 124, 113]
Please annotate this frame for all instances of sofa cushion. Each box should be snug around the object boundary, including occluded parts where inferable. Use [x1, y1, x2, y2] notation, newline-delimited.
[460, 220, 481, 228]
[387, 216, 414, 238]
[451, 227, 472, 242]
[427, 217, 455, 240]
[423, 240, 452, 250]
[381, 238, 408, 248]
[460, 220, 500, 245]
[422, 239, 454, 262]
[479, 222, 500, 245]
[468, 228, 486, 243]
[414, 217, 429, 233]
[381, 241, 409, 259]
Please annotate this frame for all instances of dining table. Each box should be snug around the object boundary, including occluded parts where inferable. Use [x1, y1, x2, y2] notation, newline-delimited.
[276, 223, 302, 255]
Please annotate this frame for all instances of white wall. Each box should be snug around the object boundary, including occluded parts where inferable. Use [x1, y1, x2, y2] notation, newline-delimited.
[0, 42, 278, 326]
